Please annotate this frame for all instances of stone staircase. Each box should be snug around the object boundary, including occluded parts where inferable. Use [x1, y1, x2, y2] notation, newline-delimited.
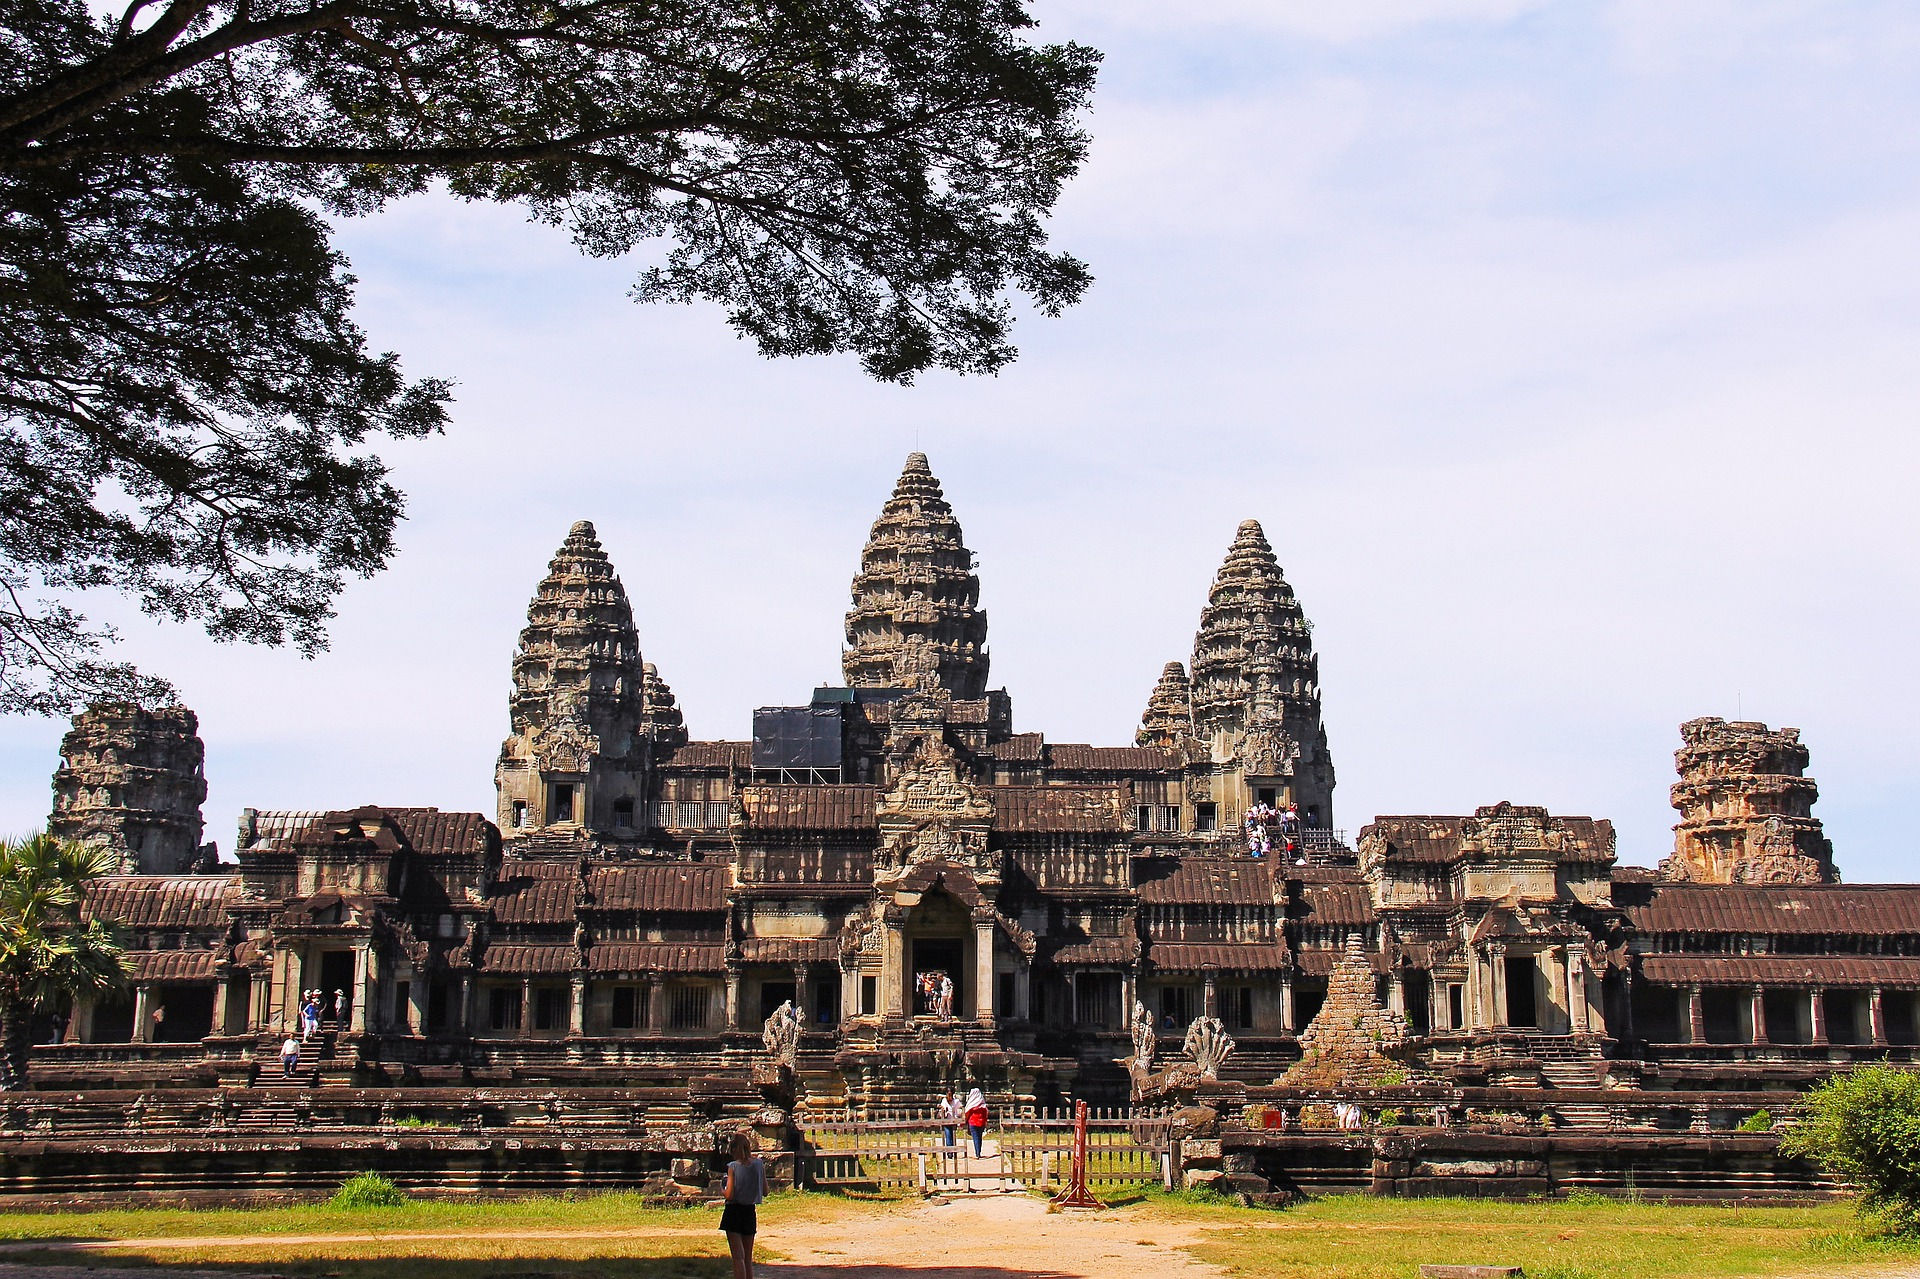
[254, 1022, 337, 1085]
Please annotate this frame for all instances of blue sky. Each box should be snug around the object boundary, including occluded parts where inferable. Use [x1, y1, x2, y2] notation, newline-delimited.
[5, 0, 1917, 878]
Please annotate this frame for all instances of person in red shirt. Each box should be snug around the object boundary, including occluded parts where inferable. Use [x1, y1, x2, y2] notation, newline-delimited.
[964, 1087, 988, 1157]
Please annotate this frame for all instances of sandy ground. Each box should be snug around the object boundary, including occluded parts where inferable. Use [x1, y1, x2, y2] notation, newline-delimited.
[0, 1193, 1230, 1279]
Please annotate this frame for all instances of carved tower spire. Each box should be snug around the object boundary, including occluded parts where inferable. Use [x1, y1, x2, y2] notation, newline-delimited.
[1137, 662, 1195, 748]
[496, 521, 650, 842]
[843, 453, 989, 699]
[1659, 717, 1837, 884]
[1190, 520, 1335, 824]
[50, 703, 212, 873]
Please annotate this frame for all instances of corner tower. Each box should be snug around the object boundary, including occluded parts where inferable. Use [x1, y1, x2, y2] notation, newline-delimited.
[1659, 717, 1836, 884]
[50, 703, 213, 873]
[496, 521, 665, 844]
[1189, 520, 1335, 825]
[843, 453, 989, 698]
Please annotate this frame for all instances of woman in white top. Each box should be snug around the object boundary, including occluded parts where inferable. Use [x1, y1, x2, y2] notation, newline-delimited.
[720, 1129, 765, 1279]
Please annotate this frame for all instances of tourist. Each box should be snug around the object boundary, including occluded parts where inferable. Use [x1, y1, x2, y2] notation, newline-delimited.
[939, 1089, 961, 1147]
[332, 988, 347, 1024]
[720, 1129, 765, 1279]
[938, 973, 954, 1021]
[963, 1087, 988, 1157]
[280, 1035, 300, 1076]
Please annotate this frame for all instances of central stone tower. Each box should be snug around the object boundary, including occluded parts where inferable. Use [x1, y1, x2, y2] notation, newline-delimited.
[842, 453, 989, 698]
[1659, 717, 1836, 884]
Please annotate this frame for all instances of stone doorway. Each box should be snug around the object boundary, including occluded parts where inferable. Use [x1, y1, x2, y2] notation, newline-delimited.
[913, 937, 966, 1017]
[307, 949, 355, 1012]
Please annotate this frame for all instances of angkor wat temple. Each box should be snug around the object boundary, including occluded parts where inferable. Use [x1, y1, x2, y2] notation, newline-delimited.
[39, 453, 1916, 1116]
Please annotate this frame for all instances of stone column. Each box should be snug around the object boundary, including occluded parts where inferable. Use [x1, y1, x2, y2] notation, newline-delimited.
[408, 977, 429, 1035]
[1120, 971, 1136, 1023]
[1067, 971, 1080, 1025]
[881, 913, 906, 1018]
[645, 975, 666, 1032]
[519, 977, 534, 1039]
[569, 973, 588, 1036]
[1810, 987, 1828, 1045]
[1016, 966, 1032, 1020]
[1871, 986, 1888, 1046]
[840, 965, 860, 1022]
[252, 971, 271, 1033]
[1202, 973, 1218, 1019]
[1750, 986, 1769, 1045]
[974, 921, 995, 1023]
[1280, 976, 1296, 1034]
[1619, 971, 1635, 1041]
[1568, 951, 1591, 1035]
[132, 985, 154, 1043]
[1489, 945, 1508, 1029]
[724, 966, 743, 1030]
[455, 974, 473, 1034]
[1687, 983, 1704, 1044]
[349, 947, 371, 1034]
[793, 964, 812, 1027]
[1389, 971, 1407, 1018]
[65, 996, 93, 1044]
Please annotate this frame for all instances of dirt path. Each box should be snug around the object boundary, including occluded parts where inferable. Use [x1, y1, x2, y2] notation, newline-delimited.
[0, 1194, 1232, 1279]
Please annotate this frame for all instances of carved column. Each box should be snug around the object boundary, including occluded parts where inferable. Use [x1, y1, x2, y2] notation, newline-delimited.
[1687, 983, 1704, 1044]
[251, 971, 270, 1032]
[724, 966, 743, 1030]
[1067, 971, 1080, 1025]
[1389, 971, 1407, 1018]
[350, 947, 372, 1034]
[1489, 944, 1508, 1029]
[519, 977, 534, 1039]
[793, 964, 812, 1027]
[839, 964, 860, 1022]
[974, 920, 995, 1024]
[1810, 987, 1828, 1045]
[881, 909, 907, 1019]
[1202, 973, 1218, 1019]
[1619, 970, 1635, 1041]
[408, 977, 429, 1036]
[65, 996, 93, 1044]
[569, 973, 588, 1036]
[645, 975, 665, 1032]
[454, 974, 473, 1034]
[1567, 950, 1590, 1035]
[1750, 986, 1769, 1045]
[1871, 986, 1888, 1046]
[133, 985, 154, 1043]
[1280, 975, 1296, 1034]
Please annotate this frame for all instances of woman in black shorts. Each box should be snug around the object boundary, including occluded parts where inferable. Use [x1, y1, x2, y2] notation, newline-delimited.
[720, 1129, 764, 1279]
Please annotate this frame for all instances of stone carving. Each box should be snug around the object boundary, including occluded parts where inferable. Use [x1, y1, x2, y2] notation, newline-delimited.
[877, 735, 994, 876]
[762, 999, 801, 1067]
[50, 703, 212, 874]
[842, 453, 990, 699]
[1281, 935, 1423, 1089]
[1182, 1016, 1234, 1078]
[1136, 662, 1196, 748]
[1188, 519, 1335, 821]
[1659, 718, 1835, 884]
[1129, 1000, 1156, 1071]
[495, 520, 660, 842]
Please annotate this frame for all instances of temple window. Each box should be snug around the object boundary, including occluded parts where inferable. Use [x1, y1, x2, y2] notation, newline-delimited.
[532, 987, 564, 1032]
[511, 801, 528, 828]
[548, 783, 576, 824]
[1195, 802, 1218, 833]
[667, 983, 711, 1029]
[611, 986, 641, 1030]
[613, 799, 634, 829]
[860, 975, 877, 1015]
[488, 986, 522, 1032]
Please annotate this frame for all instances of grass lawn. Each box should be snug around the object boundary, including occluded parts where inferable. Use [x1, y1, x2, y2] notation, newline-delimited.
[0, 1189, 882, 1279]
[1140, 1192, 1920, 1279]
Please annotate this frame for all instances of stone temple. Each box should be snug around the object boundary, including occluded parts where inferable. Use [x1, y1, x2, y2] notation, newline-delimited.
[36, 454, 1919, 1116]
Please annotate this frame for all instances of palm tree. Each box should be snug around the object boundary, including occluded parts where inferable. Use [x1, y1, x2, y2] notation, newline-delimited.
[0, 834, 130, 1089]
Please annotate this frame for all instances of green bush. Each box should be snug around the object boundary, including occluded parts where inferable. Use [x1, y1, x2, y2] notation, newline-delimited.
[1739, 1108, 1773, 1133]
[1378, 1108, 1402, 1126]
[331, 1171, 408, 1208]
[1780, 1065, 1920, 1232]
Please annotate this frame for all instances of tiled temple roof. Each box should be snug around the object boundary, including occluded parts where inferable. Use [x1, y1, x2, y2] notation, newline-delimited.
[586, 942, 724, 973]
[990, 786, 1128, 833]
[1640, 954, 1920, 988]
[738, 937, 840, 964]
[83, 876, 232, 929]
[127, 949, 219, 982]
[657, 741, 750, 770]
[1148, 941, 1289, 972]
[1295, 947, 1392, 977]
[587, 864, 727, 912]
[1047, 744, 1182, 772]
[1044, 937, 1135, 965]
[979, 732, 1043, 762]
[741, 786, 878, 831]
[1136, 858, 1275, 905]
[479, 943, 575, 975]
[1295, 876, 1375, 927]
[490, 861, 578, 924]
[1360, 814, 1616, 864]
[1620, 883, 1920, 935]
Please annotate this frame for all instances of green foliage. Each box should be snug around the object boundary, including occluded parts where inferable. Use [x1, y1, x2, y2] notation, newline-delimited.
[0, 833, 128, 1089]
[1781, 1064, 1920, 1232]
[0, 0, 1099, 709]
[330, 1172, 408, 1209]
[1739, 1108, 1774, 1133]
[1378, 1066, 1408, 1086]
[1378, 1108, 1401, 1126]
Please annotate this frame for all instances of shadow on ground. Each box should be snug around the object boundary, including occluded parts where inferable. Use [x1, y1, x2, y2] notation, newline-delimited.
[0, 1254, 1089, 1279]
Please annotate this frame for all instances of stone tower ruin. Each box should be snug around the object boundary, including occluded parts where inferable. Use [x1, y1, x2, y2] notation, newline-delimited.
[49, 703, 211, 873]
[495, 520, 669, 844]
[1659, 716, 1836, 884]
[842, 452, 989, 698]
[1187, 520, 1336, 826]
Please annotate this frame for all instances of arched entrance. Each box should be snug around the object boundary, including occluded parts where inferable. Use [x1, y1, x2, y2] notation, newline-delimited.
[905, 888, 973, 1018]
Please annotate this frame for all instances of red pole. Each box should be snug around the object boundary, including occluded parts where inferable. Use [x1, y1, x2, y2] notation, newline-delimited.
[1050, 1098, 1103, 1209]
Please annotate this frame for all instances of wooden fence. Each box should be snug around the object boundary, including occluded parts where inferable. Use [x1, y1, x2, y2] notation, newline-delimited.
[800, 1111, 1173, 1192]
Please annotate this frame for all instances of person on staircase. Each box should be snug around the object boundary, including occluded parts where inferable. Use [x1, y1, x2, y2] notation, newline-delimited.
[279, 1035, 300, 1077]
[964, 1087, 989, 1157]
